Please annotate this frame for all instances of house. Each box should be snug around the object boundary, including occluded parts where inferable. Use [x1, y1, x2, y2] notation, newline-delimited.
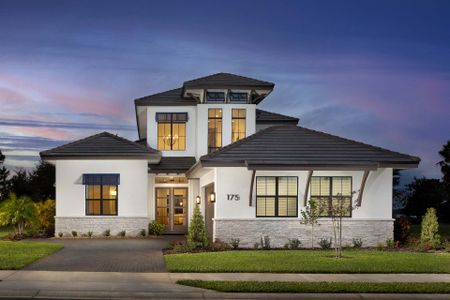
[40, 73, 420, 247]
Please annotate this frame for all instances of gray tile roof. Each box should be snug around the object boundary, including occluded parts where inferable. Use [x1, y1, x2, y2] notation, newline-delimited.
[199, 126, 420, 169]
[149, 156, 196, 174]
[183, 72, 275, 89]
[134, 88, 198, 106]
[40, 132, 161, 160]
[256, 109, 299, 124]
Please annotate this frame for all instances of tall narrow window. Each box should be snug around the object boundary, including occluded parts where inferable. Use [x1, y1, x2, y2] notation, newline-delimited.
[232, 109, 246, 142]
[310, 176, 352, 217]
[156, 113, 187, 151]
[83, 174, 119, 216]
[256, 176, 298, 217]
[208, 109, 222, 153]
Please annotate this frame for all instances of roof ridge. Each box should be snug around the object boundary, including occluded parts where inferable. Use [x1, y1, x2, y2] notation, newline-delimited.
[134, 87, 183, 101]
[105, 132, 159, 153]
[40, 131, 110, 155]
[256, 108, 299, 121]
[294, 125, 420, 161]
[183, 72, 275, 86]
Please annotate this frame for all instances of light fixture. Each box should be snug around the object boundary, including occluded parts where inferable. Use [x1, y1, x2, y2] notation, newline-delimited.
[180, 201, 183, 207]
[196, 195, 201, 205]
[210, 192, 216, 203]
[110, 188, 117, 196]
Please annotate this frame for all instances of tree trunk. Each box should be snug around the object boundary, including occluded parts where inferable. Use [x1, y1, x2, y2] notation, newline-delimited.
[338, 217, 342, 257]
[311, 224, 314, 249]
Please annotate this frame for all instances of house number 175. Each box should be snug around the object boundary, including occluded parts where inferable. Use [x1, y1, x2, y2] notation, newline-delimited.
[227, 194, 240, 201]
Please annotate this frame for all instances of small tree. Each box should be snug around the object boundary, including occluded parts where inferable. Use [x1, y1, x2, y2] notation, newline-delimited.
[187, 204, 209, 248]
[0, 193, 37, 237]
[420, 207, 441, 249]
[35, 199, 56, 236]
[330, 192, 356, 258]
[300, 198, 322, 248]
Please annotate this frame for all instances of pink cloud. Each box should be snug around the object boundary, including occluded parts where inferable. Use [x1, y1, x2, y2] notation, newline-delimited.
[8, 126, 74, 141]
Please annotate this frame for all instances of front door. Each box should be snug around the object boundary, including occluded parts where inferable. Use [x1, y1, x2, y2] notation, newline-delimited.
[155, 188, 188, 234]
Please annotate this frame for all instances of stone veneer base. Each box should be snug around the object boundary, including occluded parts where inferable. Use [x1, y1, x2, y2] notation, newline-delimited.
[55, 217, 149, 237]
[214, 219, 393, 248]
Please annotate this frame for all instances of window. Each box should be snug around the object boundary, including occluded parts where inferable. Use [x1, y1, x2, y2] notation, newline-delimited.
[231, 109, 246, 142]
[229, 92, 248, 103]
[256, 176, 298, 217]
[206, 91, 225, 103]
[83, 174, 119, 216]
[156, 113, 187, 151]
[310, 176, 352, 217]
[208, 109, 222, 153]
[155, 176, 188, 184]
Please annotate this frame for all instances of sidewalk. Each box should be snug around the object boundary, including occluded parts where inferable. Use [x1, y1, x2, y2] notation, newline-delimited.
[0, 270, 449, 299]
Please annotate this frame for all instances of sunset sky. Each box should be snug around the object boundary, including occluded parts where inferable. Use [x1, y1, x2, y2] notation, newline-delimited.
[1, 0, 449, 185]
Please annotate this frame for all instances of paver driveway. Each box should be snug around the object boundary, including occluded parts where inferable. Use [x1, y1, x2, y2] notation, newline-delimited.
[25, 237, 181, 272]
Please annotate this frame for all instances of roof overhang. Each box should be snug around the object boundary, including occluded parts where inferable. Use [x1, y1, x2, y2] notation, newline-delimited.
[40, 154, 161, 163]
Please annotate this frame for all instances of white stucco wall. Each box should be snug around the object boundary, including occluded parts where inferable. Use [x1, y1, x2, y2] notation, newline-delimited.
[55, 159, 149, 218]
[213, 167, 393, 220]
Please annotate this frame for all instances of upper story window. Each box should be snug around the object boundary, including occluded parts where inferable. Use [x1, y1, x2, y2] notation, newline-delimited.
[208, 109, 222, 153]
[229, 92, 248, 103]
[310, 176, 352, 217]
[256, 176, 298, 217]
[206, 91, 225, 103]
[83, 174, 119, 216]
[156, 113, 187, 151]
[232, 109, 246, 142]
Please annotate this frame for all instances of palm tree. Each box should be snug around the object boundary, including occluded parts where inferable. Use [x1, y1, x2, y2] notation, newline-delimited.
[0, 193, 37, 237]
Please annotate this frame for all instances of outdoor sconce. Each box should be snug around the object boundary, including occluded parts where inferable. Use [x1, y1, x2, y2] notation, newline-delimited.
[196, 195, 201, 205]
[210, 192, 216, 203]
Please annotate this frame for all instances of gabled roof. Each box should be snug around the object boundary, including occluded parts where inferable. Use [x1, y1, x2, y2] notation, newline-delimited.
[134, 88, 197, 106]
[149, 156, 196, 174]
[183, 72, 275, 89]
[199, 126, 420, 170]
[40, 132, 161, 161]
[256, 109, 299, 124]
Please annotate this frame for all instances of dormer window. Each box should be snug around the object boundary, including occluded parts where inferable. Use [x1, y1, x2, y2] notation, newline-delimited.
[229, 92, 248, 103]
[206, 91, 225, 103]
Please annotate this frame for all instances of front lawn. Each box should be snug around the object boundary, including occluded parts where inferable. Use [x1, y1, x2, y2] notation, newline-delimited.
[165, 249, 450, 273]
[0, 226, 14, 238]
[0, 241, 63, 269]
[178, 280, 450, 293]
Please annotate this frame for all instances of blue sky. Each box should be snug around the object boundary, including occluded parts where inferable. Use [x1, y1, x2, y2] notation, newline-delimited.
[0, 0, 449, 184]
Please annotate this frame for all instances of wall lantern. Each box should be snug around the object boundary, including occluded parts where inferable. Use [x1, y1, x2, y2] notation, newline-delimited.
[210, 192, 216, 203]
[196, 195, 201, 205]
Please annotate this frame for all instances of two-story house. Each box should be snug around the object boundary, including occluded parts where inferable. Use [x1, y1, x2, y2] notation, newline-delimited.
[41, 73, 420, 247]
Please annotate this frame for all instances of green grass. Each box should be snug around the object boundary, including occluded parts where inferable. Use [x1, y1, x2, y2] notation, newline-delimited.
[0, 226, 14, 238]
[0, 241, 63, 269]
[177, 280, 450, 293]
[165, 249, 450, 273]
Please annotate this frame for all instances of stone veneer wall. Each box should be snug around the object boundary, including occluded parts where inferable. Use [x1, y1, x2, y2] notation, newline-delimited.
[214, 219, 393, 248]
[55, 217, 149, 237]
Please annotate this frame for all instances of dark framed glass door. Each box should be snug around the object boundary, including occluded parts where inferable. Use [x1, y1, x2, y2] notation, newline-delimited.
[155, 187, 188, 233]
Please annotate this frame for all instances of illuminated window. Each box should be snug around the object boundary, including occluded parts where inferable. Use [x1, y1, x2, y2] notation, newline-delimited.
[256, 176, 298, 217]
[156, 113, 187, 151]
[155, 176, 188, 184]
[229, 92, 248, 103]
[310, 176, 352, 217]
[83, 174, 119, 216]
[232, 109, 246, 142]
[206, 92, 225, 102]
[208, 109, 222, 153]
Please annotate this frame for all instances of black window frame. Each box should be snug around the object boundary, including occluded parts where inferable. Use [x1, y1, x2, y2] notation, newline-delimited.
[256, 176, 298, 218]
[208, 108, 223, 153]
[206, 91, 226, 103]
[156, 112, 187, 151]
[84, 174, 119, 216]
[310, 176, 353, 218]
[229, 92, 249, 103]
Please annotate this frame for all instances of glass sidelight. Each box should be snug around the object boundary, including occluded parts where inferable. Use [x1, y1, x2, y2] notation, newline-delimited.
[155, 188, 188, 233]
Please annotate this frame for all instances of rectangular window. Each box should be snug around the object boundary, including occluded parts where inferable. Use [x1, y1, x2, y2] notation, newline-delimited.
[256, 176, 298, 217]
[231, 109, 246, 142]
[206, 91, 225, 103]
[310, 176, 352, 217]
[208, 108, 222, 153]
[229, 92, 248, 103]
[83, 174, 119, 216]
[156, 113, 187, 151]
[155, 176, 188, 184]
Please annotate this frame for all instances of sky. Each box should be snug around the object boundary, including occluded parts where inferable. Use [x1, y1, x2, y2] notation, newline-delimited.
[0, 0, 449, 185]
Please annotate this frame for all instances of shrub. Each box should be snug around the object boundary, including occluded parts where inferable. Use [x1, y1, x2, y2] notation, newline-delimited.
[0, 193, 38, 237]
[148, 221, 165, 236]
[260, 236, 271, 250]
[34, 199, 55, 236]
[208, 240, 231, 252]
[318, 238, 332, 249]
[71, 230, 78, 237]
[352, 238, 363, 248]
[104, 229, 111, 237]
[58, 232, 63, 238]
[287, 238, 302, 249]
[171, 240, 196, 254]
[376, 242, 385, 251]
[420, 207, 441, 249]
[117, 230, 126, 237]
[187, 205, 209, 248]
[394, 216, 412, 243]
[230, 238, 240, 249]
[385, 239, 395, 249]
[87, 231, 93, 238]
[253, 242, 260, 249]
[139, 229, 146, 237]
